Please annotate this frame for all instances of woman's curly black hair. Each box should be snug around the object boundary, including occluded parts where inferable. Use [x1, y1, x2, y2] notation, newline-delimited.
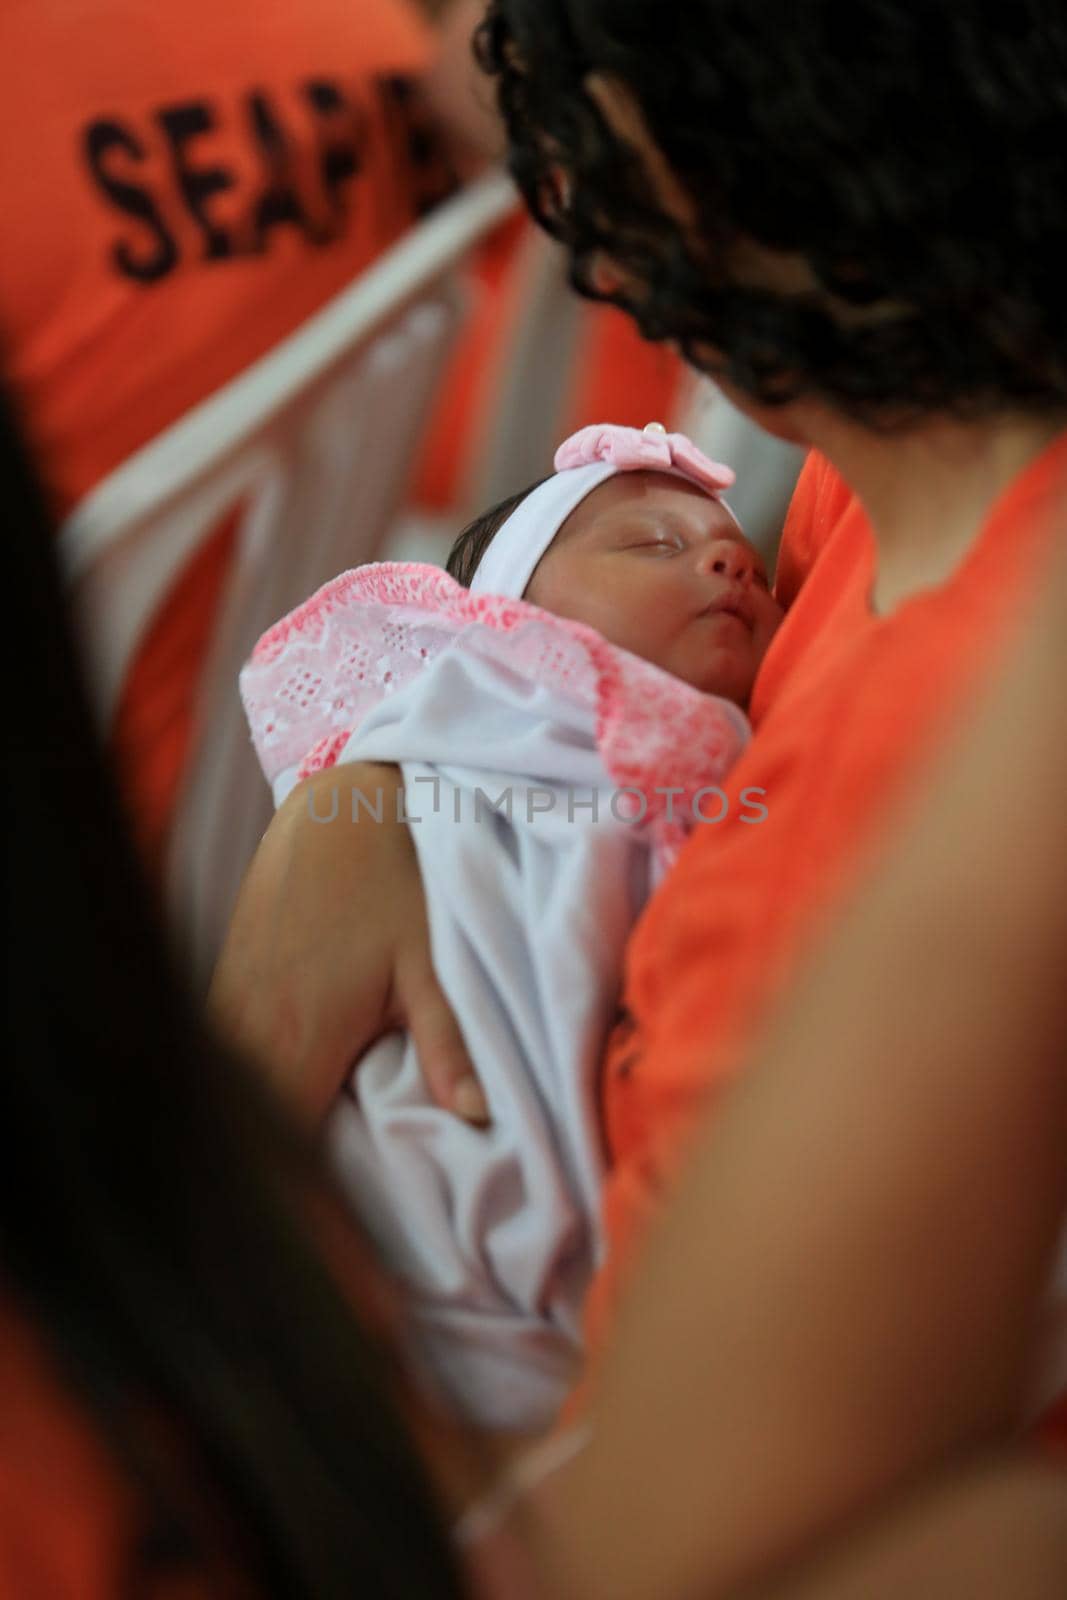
[476, 0, 1067, 422]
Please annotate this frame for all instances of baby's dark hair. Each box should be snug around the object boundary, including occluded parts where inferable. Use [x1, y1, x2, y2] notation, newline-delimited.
[446, 476, 549, 587]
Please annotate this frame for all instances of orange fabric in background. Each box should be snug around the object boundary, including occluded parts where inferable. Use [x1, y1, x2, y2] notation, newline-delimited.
[0, 1305, 227, 1598]
[0, 1309, 135, 1598]
[411, 215, 688, 512]
[111, 508, 242, 880]
[411, 211, 531, 510]
[0, 0, 447, 870]
[587, 430, 1067, 1353]
[559, 301, 685, 440]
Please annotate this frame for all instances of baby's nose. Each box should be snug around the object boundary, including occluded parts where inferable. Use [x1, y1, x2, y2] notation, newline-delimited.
[700, 538, 756, 583]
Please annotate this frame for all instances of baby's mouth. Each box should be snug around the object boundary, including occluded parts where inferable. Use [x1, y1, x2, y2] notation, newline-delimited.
[699, 590, 754, 629]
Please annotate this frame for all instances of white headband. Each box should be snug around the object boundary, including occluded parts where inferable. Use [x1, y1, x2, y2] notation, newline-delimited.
[467, 422, 738, 600]
[468, 461, 618, 599]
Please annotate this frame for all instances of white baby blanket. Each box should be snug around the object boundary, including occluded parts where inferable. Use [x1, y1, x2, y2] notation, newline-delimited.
[241, 563, 749, 1429]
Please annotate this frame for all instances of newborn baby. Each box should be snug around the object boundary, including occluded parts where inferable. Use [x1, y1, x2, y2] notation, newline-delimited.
[240, 422, 783, 1431]
[451, 424, 780, 704]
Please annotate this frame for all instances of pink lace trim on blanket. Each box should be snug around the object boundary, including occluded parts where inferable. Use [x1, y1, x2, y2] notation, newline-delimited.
[241, 563, 748, 824]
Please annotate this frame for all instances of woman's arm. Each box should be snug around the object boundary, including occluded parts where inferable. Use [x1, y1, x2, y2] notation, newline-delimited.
[753, 1458, 1067, 1600]
[530, 550, 1067, 1600]
[209, 762, 486, 1124]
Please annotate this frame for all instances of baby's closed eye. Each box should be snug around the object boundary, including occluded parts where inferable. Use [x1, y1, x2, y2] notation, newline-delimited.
[625, 531, 686, 554]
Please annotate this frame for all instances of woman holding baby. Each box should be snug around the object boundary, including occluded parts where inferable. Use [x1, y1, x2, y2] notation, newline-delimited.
[5, 3, 1067, 1596]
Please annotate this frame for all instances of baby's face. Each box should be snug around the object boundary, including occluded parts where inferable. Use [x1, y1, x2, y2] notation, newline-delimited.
[525, 471, 784, 706]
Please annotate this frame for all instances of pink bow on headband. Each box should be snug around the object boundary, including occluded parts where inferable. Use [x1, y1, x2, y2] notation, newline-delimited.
[553, 422, 736, 495]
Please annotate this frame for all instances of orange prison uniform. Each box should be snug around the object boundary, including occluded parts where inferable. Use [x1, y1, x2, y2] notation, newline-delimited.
[0, 0, 450, 870]
[0, 1303, 244, 1598]
[589, 430, 1067, 1445]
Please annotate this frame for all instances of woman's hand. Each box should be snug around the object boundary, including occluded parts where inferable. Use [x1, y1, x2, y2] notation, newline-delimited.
[209, 763, 487, 1125]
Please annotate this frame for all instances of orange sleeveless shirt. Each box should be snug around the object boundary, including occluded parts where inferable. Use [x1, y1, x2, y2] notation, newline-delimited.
[589, 434, 1067, 1460]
